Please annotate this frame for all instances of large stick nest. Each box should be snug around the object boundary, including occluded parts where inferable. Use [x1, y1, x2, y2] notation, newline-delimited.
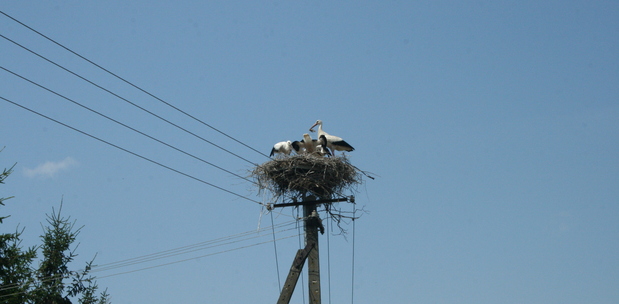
[252, 154, 361, 199]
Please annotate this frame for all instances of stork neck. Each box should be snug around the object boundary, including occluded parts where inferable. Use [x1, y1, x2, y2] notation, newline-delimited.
[317, 124, 325, 136]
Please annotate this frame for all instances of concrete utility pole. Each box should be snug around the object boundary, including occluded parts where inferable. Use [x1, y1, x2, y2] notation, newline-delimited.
[304, 197, 321, 304]
[274, 195, 348, 304]
[275, 195, 323, 304]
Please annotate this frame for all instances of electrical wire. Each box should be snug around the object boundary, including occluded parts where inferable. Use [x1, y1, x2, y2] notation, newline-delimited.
[0, 33, 259, 167]
[0, 274, 68, 299]
[326, 214, 332, 304]
[91, 220, 297, 272]
[351, 206, 356, 304]
[0, 65, 256, 186]
[96, 233, 300, 279]
[296, 207, 307, 304]
[0, 95, 262, 205]
[1, 10, 367, 301]
[91, 220, 298, 273]
[0, 234, 301, 299]
[93, 226, 298, 273]
[270, 210, 282, 293]
[0, 219, 300, 294]
[0, 10, 271, 160]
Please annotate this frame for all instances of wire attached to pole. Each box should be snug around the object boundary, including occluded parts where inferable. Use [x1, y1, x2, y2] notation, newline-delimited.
[270, 210, 282, 293]
[326, 213, 332, 304]
[296, 207, 307, 304]
[351, 205, 356, 304]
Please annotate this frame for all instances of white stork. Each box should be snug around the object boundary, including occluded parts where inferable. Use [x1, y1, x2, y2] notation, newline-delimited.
[300, 133, 332, 157]
[317, 134, 333, 157]
[269, 141, 294, 157]
[309, 120, 355, 154]
[302, 133, 316, 154]
[291, 140, 302, 154]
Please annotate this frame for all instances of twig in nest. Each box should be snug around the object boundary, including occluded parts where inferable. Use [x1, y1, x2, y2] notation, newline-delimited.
[251, 154, 361, 201]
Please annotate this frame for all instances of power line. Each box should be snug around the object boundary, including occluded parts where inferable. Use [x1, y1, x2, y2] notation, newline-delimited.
[270, 210, 282, 293]
[93, 227, 298, 273]
[0, 219, 300, 294]
[91, 223, 299, 273]
[0, 233, 301, 299]
[0, 10, 272, 160]
[0, 95, 262, 205]
[351, 207, 356, 304]
[326, 215, 332, 304]
[0, 274, 69, 299]
[95, 233, 300, 280]
[0, 33, 259, 167]
[0, 65, 256, 186]
[296, 207, 307, 304]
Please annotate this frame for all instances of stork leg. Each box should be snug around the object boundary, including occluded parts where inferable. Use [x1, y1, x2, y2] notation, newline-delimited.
[325, 146, 333, 157]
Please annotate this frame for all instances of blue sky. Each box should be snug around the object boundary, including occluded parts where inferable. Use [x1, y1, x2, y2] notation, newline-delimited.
[1, 1, 618, 303]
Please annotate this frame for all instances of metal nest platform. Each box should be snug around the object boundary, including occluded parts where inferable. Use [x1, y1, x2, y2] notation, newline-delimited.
[252, 154, 361, 199]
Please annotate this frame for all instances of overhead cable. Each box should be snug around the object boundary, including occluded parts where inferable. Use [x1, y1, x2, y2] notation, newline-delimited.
[0, 219, 300, 294]
[0, 233, 300, 298]
[326, 216, 332, 304]
[0, 65, 255, 185]
[96, 233, 300, 279]
[0, 95, 262, 205]
[270, 211, 282, 293]
[0, 33, 259, 166]
[0, 10, 271, 160]
[93, 227, 298, 273]
[351, 207, 356, 304]
[92, 223, 299, 273]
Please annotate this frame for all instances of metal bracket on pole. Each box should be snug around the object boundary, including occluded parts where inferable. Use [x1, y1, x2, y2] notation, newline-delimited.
[271, 196, 353, 209]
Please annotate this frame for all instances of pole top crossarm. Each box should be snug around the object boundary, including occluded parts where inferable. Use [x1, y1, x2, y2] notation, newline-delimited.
[269, 196, 354, 209]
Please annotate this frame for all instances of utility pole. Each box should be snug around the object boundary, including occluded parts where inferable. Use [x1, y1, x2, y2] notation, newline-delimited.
[304, 196, 321, 304]
[273, 196, 349, 304]
[275, 194, 332, 304]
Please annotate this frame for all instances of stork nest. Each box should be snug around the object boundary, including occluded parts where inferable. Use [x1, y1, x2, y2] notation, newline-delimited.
[252, 154, 361, 199]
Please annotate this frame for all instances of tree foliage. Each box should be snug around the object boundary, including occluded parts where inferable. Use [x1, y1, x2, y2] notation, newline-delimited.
[0, 161, 16, 224]
[1, 154, 110, 303]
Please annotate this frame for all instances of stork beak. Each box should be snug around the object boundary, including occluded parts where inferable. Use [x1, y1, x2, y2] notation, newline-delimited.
[309, 122, 318, 132]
